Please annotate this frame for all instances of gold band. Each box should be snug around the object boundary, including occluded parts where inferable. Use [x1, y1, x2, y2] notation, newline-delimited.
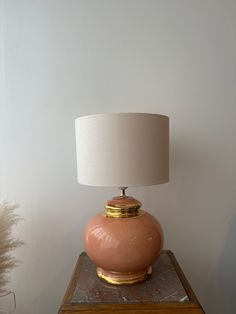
[97, 266, 152, 285]
[105, 207, 140, 218]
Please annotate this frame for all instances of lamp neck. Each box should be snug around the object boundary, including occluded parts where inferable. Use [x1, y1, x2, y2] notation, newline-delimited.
[105, 188, 142, 218]
[119, 187, 127, 197]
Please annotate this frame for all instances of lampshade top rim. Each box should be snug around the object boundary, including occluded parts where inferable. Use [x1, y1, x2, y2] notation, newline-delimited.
[75, 112, 169, 121]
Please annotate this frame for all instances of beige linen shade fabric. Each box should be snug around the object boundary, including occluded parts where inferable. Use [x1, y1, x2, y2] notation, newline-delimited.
[75, 113, 169, 187]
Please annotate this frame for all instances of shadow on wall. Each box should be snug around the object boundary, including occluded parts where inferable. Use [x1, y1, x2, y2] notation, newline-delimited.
[206, 215, 236, 314]
[168, 135, 236, 314]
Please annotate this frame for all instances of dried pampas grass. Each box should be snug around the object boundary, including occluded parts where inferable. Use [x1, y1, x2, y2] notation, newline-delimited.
[0, 202, 23, 293]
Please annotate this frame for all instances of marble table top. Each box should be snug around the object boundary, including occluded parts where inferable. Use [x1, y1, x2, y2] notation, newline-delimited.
[72, 251, 189, 304]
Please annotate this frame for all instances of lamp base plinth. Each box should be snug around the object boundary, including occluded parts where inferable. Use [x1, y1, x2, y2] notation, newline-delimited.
[97, 266, 152, 285]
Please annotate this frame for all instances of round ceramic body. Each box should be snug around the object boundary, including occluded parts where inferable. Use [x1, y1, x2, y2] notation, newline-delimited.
[84, 210, 163, 284]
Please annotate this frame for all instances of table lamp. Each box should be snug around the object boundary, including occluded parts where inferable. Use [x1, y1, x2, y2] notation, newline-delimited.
[75, 113, 169, 285]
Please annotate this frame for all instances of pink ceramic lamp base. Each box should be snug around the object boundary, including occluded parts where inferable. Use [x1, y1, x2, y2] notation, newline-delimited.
[85, 194, 163, 285]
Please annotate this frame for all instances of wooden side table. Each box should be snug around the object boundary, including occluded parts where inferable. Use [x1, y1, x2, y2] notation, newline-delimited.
[58, 250, 205, 314]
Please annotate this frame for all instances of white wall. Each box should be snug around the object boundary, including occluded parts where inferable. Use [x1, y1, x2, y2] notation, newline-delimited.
[1, 1, 236, 313]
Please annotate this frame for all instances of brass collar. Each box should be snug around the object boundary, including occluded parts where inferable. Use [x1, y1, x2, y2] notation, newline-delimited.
[105, 195, 142, 218]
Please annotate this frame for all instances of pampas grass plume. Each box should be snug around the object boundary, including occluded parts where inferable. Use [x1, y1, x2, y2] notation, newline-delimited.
[0, 202, 23, 293]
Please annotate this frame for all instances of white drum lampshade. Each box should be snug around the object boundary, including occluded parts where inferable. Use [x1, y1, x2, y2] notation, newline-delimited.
[75, 113, 169, 187]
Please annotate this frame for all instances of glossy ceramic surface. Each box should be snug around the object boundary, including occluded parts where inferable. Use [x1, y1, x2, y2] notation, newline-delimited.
[84, 211, 163, 278]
